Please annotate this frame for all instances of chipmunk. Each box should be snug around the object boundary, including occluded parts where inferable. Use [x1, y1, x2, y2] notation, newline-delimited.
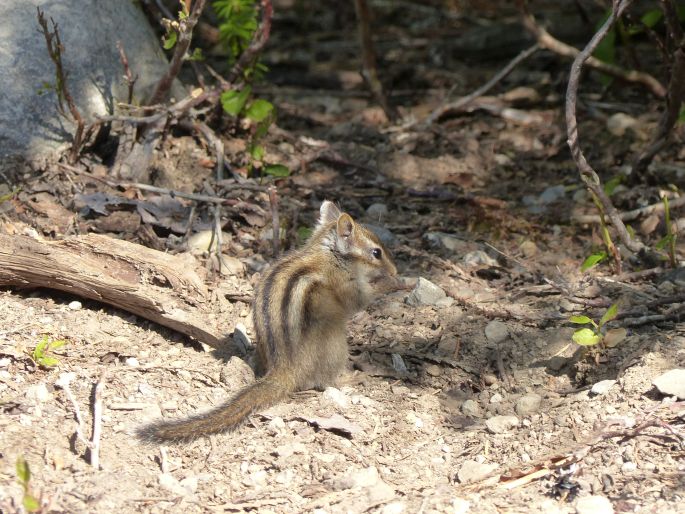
[139, 201, 400, 442]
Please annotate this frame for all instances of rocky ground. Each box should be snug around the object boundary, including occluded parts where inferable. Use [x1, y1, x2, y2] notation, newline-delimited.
[1, 1, 685, 513]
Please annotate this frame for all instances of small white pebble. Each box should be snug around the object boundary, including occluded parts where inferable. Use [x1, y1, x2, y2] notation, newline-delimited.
[125, 357, 139, 367]
[68, 301, 82, 310]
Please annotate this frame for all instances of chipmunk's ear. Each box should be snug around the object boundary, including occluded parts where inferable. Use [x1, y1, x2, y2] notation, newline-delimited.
[336, 213, 355, 239]
[318, 201, 342, 228]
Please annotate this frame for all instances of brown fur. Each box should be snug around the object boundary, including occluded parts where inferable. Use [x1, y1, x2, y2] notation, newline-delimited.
[138, 201, 399, 443]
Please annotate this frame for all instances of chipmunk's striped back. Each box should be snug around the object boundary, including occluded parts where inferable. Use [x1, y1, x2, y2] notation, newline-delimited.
[138, 201, 400, 442]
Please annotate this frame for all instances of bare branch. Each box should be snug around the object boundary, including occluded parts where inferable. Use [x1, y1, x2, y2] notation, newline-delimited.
[517, 0, 666, 98]
[565, 0, 647, 257]
[425, 44, 540, 125]
[116, 41, 137, 105]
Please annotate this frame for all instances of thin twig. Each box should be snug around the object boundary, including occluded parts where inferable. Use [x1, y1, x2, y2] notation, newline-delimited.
[91, 370, 107, 469]
[574, 194, 685, 223]
[58, 162, 267, 202]
[565, 0, 647, 259]
[268, 185, 280, 258]
[116, 41, 137, 105]
[36, 8, 86, 164]
[55, 373, 92, 453]
[516, 0, 666, 98]
[191, 121, 225, 181]
[425, 44, 540, 125]
[148, 0, 207, 105]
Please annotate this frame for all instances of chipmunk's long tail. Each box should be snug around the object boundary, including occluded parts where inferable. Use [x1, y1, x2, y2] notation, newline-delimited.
[138, 367, 295, 443]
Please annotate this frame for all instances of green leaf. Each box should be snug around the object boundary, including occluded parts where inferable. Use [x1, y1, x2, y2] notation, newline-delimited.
[162, 31, 177, 50]
[220, 86, 251, 116]
[581, 252, 607, 271]
[254, 119, 272, 139]
[569, 315, 593, 325]
[678, 106, 685, 124]
[593, 11, 615, 86]
[264, 164, 290, 177]
[49, 339, 67, 350]
[38, 356, 60, 367]
[33, 335, 49, 359]
[297, 227, 313, 242]
[245, 99, 274, 123]
[188, 48, 204, 61]
[656, 234, 674, 250]
[250, 144, 265, 161]
[572, 328, 601, 346]
[603, 176, 621, 196]
[0, 187, 20, 203]
[22, 494, 40, 512]
[23, 495, 40, 512]
[640, 9, 663, 28]
[16, 456, 31, 485]
[599, 303, 618, 327]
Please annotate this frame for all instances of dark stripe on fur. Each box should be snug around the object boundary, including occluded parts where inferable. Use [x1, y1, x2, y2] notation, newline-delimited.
[280, 265, 313, 357]
[259, 261, 283, 359]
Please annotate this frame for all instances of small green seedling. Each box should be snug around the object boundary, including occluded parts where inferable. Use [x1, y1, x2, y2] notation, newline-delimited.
[570, 303, 627, 348]
[16, 456, 40, 512]
[220, 86, 290, 179]
[30, 335, 67, 368]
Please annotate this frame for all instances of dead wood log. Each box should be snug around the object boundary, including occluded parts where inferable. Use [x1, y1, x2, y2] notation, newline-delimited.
[0, 233, 233, 348]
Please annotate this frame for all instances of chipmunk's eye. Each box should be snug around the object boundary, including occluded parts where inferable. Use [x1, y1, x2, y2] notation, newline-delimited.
[372, 248, 382, 260]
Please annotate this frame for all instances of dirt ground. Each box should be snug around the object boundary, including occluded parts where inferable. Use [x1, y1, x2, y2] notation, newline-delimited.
[1, 1, 685, 513]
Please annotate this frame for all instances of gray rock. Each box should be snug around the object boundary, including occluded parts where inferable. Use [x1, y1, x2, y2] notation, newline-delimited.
[652, 369, 685, 399]
[485, 320, 509, 344]
[575, 495, 614, 514]
[232, 323, 252, 355]
[364, 224, 397, 247]
[456, 460, 499, 484]
[462, 250, 497, 267]
[366, 203, 388, 219]
[485, 415, 519, 434]
[424, 232, 469, 253]
[489, 393, 503, 404]
[1, 0, 179, 172]
[405, 277, 446, 307]
[515, 394, 542, 416]
[461, 399, 481, 417]
[391, 353, 408, 373]
[322, 387, 349, 409]
[591, 379, 617, 396]
[332, 466, 380, 490]
[539, 185, 566, 204]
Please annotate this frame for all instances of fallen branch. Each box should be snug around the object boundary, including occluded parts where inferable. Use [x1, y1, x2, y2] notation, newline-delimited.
[425, 44, 540, 125]
[0, 233, 231, 347]
[516, 0, 666, 98]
